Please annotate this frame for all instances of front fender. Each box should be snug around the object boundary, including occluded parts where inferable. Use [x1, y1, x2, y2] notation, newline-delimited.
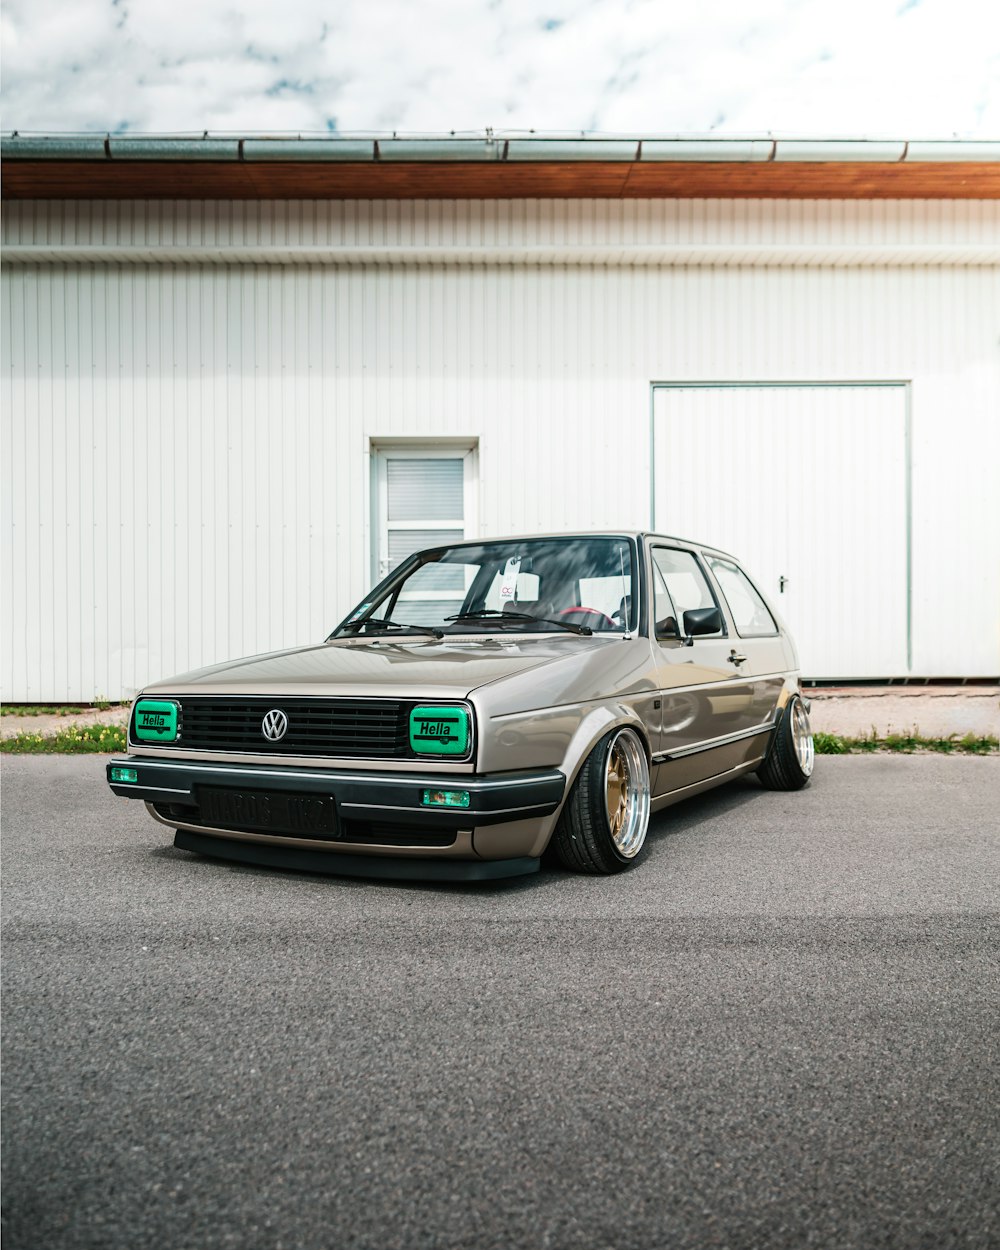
[515, 703, 652, 859]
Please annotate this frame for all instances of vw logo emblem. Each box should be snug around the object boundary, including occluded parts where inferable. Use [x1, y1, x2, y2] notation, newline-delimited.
[261, 709, 288, 742]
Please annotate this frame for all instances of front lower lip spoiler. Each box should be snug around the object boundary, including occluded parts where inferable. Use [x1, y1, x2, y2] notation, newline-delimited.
[173, 830, 541, 881]
[106, 756, 566, 829]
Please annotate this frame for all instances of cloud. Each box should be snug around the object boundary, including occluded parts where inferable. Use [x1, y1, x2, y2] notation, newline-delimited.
[2, 0, 998, 136]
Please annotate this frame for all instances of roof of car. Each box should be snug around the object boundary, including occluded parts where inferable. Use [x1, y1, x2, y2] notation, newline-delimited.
[421, 531, 741, 562]
[644, 532, 740, 561]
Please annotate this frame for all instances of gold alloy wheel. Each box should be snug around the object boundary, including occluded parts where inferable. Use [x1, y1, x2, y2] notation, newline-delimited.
[604, 728, 651, 858]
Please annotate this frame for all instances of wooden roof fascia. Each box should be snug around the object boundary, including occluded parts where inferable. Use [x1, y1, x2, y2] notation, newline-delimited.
[3, 159, 1000, 199]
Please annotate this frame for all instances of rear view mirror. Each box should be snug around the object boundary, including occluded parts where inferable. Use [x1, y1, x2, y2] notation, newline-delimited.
[682, 606, 722, 639]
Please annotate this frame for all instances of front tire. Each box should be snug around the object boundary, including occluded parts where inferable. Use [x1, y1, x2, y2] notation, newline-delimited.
[757, 693, 814, 791]
[551, 728, 651, 873]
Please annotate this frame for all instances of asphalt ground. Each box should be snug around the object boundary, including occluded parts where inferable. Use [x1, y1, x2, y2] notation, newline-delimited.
[2, 755, 998, 1250]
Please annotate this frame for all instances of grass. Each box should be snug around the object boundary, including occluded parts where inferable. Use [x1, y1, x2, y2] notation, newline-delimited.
[1, 724, 128, 754]
[814, 730, 998, 755]
[2, 701, 126, 716]
[3, 704, 91, 717]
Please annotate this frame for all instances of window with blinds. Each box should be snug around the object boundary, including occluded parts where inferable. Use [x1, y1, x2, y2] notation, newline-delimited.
[373, 447, 478, 592]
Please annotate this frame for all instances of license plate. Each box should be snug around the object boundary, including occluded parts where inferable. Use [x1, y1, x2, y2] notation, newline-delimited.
[198, 787, 340, 839]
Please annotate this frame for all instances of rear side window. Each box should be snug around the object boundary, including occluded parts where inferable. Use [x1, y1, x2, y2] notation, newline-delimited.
[651, 547, 724, 638]
[706, 556, 779, 637]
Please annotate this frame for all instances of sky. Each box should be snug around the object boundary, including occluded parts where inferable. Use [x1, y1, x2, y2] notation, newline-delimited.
[2, 0, 998, 138]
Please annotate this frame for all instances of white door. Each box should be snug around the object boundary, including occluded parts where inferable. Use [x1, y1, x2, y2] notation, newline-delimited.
[652, 385, 909, 679]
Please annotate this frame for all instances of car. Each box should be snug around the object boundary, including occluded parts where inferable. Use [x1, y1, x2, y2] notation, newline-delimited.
[106, 532, 814, 880]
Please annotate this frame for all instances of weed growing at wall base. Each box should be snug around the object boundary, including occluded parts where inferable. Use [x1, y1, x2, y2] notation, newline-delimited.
[814, 731, 998, 755]
[1, 705, 91, 716]
[1, 724, 128, 754]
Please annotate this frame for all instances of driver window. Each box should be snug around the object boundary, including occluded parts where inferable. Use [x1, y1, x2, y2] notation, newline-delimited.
[651, 547, 723, 639]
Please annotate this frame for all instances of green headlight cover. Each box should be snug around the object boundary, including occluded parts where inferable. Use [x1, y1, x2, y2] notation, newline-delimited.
[134, 699, 178, 742]
[409, 706, 470, 756]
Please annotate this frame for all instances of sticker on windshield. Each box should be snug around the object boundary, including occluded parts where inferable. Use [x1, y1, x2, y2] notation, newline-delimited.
[348, 603, 372, 623]
[498, 558, 521, 604]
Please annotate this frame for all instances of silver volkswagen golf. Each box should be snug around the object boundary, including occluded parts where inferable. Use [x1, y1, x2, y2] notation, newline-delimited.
[107, 533, 814, 880]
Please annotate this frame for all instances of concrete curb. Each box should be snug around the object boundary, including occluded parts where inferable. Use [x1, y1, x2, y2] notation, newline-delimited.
[1, 707, 129, 740]
[807, 685, 999, 738]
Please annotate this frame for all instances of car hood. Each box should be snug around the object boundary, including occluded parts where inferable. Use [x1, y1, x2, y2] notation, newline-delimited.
[140, 635, 625, 701]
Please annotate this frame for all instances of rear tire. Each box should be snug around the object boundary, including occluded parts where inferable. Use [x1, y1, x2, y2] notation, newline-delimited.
[551, 728, 651, 873]
[757, 694, 814, 791]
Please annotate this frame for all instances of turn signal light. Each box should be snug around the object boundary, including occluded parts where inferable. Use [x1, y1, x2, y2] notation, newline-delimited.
[421, 789, 471, 809]
[110, 766, 138, 783]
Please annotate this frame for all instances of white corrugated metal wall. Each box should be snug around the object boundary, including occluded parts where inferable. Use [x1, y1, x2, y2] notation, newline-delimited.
[2, 200, 998, 698]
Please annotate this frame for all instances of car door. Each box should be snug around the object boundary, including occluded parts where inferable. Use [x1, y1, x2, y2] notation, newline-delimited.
[647, 543, 768, 795]
[700, 551, 789, 727]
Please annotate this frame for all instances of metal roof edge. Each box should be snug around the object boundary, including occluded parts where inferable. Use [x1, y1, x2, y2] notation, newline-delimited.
[4, 132, 999, 164]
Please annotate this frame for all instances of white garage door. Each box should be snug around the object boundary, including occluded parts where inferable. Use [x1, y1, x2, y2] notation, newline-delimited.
[652, 384, 909, 680]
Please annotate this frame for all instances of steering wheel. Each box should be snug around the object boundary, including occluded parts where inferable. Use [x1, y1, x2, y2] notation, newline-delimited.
[559, 606, 615, 629]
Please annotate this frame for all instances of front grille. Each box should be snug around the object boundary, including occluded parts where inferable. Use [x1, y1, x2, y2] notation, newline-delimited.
[137, 697, 420, 759]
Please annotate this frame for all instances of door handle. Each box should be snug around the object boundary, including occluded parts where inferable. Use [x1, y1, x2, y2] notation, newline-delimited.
[727, 650, 748, 666]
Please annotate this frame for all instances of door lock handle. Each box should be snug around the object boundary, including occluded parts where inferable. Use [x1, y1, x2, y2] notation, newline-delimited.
[728, 650, 748, 666]
[779, 575, 788, 593]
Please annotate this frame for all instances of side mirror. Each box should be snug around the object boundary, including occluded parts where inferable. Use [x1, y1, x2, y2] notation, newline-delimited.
[682, 606, 722, 643]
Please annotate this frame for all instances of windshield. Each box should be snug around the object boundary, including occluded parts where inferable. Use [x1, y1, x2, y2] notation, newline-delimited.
[334, 537, 637, 637]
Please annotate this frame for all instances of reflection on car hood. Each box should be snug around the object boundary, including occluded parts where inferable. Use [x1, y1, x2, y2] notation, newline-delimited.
[141, 635, 621, 701]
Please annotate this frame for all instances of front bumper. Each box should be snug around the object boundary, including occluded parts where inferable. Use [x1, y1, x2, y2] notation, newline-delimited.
[107, 755, 564, 850]
[108, 755, 564, 824]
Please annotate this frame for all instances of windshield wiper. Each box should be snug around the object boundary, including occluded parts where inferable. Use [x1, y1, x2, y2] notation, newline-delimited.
[343, 617, 444, 639]
[445, 609, 592, 636]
